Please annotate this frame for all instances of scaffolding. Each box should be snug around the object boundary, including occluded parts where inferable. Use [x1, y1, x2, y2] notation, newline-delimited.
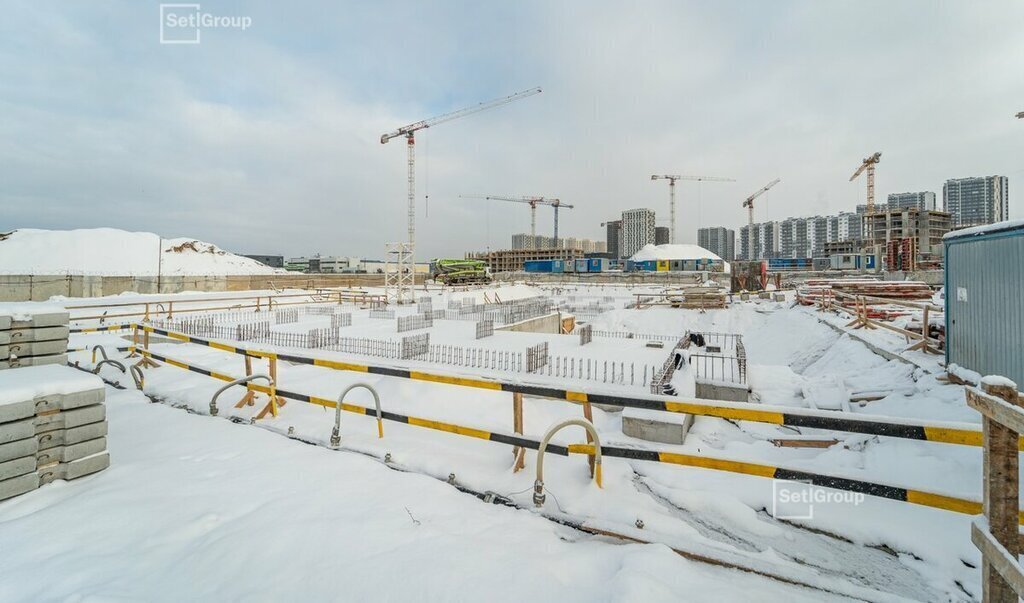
[384, 242, 414, 305]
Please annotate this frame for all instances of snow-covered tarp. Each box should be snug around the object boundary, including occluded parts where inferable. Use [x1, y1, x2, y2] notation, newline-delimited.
[629, 244, 724, 262]
[943, 219, 1024, 240]
[0, 228, 280, 276]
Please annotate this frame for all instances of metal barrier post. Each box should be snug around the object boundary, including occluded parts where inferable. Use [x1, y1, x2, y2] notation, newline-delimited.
[331, 383, 383, 447]
[533, 418, 602, 507]
[512, 392, 525, 472]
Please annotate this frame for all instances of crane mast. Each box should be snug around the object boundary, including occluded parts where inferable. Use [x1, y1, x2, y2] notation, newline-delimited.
[741, 178, 780, 260]
[651, 174, 735, 244]
[849, 152, 882, 214]
[380, 87, 541, 300]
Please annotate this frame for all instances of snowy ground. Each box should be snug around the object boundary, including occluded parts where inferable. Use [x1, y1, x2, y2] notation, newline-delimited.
[0, 386, 845, 602]
[5, 283, 992, 600]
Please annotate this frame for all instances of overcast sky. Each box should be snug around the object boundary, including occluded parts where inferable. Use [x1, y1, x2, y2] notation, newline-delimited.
[2, 1, 1022, 259]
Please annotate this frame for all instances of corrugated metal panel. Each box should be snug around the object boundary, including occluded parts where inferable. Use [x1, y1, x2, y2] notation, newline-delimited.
[946, 228, 1024, 386]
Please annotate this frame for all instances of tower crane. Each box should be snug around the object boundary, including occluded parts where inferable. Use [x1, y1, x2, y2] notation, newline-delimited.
[379, 87, 542, 297]
[650, 174, 735, 244]
[849, 152, 882, 214]
[461, 195, 574, 248]
[741, 178, 781, 260]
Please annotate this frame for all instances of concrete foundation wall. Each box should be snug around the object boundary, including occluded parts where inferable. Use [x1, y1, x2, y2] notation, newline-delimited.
[496, 312, 562, 335]
[695, 380, 750, 403]
[0, 274, 425, 301]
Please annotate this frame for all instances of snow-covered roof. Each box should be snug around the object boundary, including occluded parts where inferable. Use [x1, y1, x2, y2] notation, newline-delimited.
[629, 243, 724, 262]
[943, 219, 1024, 241]
[0, 228, 280, 276]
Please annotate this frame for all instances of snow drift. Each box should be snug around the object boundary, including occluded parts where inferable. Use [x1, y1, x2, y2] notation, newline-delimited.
[0, 228, 279, 276]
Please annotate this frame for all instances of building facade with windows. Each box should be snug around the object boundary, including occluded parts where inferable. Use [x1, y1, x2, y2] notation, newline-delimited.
[697, 227, 735, 261]
[887, 191, 936, 211]
[621, 208, 656, 258]
[943, 176, 1009, 228]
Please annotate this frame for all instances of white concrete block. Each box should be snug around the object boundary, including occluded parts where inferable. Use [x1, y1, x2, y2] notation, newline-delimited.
[38, 452, 109, 484]
[37, 421, 108, 450]
[7, 353, 68, 369]
[622, 407, 694, 445]
[9, 326, 70, 342]
[34, 404, 106, 433]
[10, 311, 70, 329]
[0, 438, 39, 464]
[8, 339, 68, 357]
[0, 418, 35, 445]
[0, 315, 11, 330]
[36, 437, 106, 466]
[0, 472, 39, 502]
[0, 456, 36, 481]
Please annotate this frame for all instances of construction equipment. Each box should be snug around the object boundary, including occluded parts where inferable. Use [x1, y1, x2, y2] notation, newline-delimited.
[849, 152, 882, 214]
[1017, 111, 1024, 119]
[650, 175, 735, 244]
[379, 87, 541, 302]
[430, 258, 491, 285]
[462, 195, 574, 248]
[741, 178, 781, 260]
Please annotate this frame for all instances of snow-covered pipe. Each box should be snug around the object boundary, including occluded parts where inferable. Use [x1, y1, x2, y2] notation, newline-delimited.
[209, 374, 273, 416]
[91, 345, 109, 364]
[130, 364, 145, 390]
[93, 359, 126, 375]
[332, 383, 383, 447]
[533, 418, 602, 507]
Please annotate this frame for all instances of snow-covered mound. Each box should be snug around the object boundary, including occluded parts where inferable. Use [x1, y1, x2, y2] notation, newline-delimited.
[0, 228, 279, 276]
[629, 243, 723, 262]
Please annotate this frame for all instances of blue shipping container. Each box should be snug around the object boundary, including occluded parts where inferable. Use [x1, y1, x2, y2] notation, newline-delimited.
[552, 260, 564, 273]
[575, 259, 589, 273]
[587, 258, 603, 272]
[524, 260, 552, 273]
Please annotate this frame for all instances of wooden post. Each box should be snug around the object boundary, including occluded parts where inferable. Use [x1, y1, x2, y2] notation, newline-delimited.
[166, 301, 174, 320]
[234, 355, 257, 408]
[982, 380, 1021, 603]
[512, 392, 525, 472]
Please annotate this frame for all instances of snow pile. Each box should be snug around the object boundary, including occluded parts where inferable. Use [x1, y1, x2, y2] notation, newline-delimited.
[630, 244, 723, 262]
[0, 228, 279, 276]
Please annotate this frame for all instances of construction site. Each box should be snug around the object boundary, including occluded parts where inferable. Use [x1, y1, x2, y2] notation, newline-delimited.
[4, 3, 1024, 602]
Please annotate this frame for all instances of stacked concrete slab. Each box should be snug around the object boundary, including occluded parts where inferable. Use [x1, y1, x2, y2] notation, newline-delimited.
[0, 304, 70, 370]
[0, 364, 109, 502]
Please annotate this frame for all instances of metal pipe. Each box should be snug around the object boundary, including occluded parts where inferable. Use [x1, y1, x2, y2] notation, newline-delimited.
[534, 418, 602, 507]
[93, 359, 126, 374]
[129, 364, 145, 390]
[209, 374, 273, 416]
[332, 382, 383, 447]
[91, 345, 109, 364]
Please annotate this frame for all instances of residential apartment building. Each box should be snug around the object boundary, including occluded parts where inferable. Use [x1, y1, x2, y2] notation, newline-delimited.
[943, 176, 1009, 228]
[512, 234, 604, 253]
[697, 227, 735, 261]
[863, 208, 952, 265]
[739, 221, 780, 260]
[887, 191, 936, 211]
[621, 208, 656, 258]
[605, 220, 622, 259]
[654, 226, 670, 246]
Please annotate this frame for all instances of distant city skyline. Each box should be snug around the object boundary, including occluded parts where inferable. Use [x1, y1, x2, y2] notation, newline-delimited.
[3, 2, 1023, 259]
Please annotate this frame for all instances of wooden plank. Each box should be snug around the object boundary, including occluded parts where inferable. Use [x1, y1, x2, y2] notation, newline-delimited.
[980, 381, 1022, 603]
[969, 388, 1024, 436]
[973, 521, 1024, 601]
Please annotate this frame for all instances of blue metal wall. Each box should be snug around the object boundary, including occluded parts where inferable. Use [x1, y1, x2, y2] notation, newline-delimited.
[945, 223, 1024, 386]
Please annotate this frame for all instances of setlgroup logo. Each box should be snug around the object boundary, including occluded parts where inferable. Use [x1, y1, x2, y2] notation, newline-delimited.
[159, 4, 252, 44]
[772, 479, 865, 520]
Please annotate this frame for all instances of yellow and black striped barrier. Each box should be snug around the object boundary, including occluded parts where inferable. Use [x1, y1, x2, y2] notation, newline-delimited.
[70, 323, 135, 334]
[133, 348, 568, 457]
[137, 324, 997, 451]
[132, 345, 1017, 522]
